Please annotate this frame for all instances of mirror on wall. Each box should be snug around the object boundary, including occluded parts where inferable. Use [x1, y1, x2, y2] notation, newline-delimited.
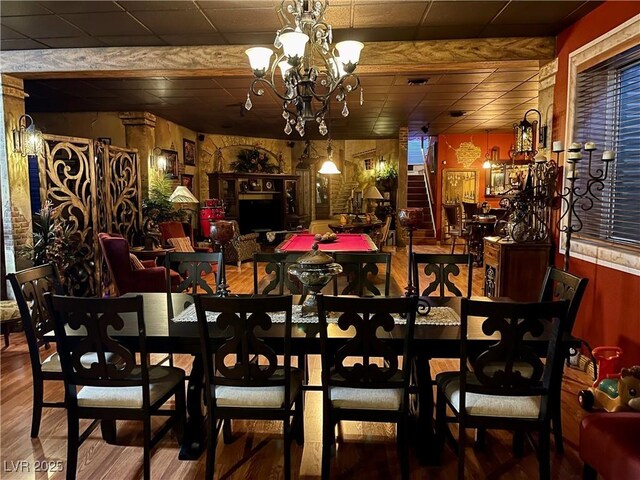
[485, 163, 530, 196]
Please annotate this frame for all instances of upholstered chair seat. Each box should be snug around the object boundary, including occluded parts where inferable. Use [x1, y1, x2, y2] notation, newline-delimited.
[76, 366, 184, 409]
[437, 372, 541, 419]
[214, 368, 303, 409]
[329, 386, 403, 411]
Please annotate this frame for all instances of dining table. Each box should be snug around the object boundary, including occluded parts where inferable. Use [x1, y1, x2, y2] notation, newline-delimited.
[47, 292, 581, 465]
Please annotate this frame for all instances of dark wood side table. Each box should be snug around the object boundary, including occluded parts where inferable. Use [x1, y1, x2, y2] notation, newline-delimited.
[483, 236, 551, 301]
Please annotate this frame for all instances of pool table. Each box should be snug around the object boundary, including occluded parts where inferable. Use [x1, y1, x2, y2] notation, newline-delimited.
[275, 233, 378, 253]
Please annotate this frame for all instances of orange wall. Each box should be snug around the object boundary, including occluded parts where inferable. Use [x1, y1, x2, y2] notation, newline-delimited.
[435, 132, 513, 238]
[553, 1, 640, 365]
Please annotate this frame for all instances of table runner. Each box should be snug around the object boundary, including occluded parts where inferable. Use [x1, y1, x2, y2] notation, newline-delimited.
[172, 303, 460, 326]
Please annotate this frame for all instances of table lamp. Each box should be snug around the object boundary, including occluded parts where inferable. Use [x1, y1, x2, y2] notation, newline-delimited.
[169, 185, 199, 228]
[363, 185, 383, 214]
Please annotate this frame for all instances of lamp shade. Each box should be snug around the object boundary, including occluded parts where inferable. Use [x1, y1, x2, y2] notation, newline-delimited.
[363, 185, 383, 200]
[280, 30, 309, 60]
[169, 186, 198, 203]
[318, 160, 341, 175]
[278, 60, 293, 80]
[335, 41, 364, 65]
[246, 47, 273, 75]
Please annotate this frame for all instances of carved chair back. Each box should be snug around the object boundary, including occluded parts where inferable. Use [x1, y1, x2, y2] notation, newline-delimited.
[332, 252, 392, 296]
[164, 252, 221, 295]
[8, 264, 64, 366]
[194, 295, 293, 396]
[412, 253, 473, 299]
[253, 252, 304, 295]
[47, 294, 152, 407]
[458, 299, 568, 414]
[443, 203, 461, 230]
[317, 295, 417, 396]
[538, 266, 588, 334]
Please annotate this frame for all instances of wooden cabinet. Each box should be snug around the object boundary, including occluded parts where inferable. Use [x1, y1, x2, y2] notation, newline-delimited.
[208, 173, 299, 234]
[483, 237, 550, 301]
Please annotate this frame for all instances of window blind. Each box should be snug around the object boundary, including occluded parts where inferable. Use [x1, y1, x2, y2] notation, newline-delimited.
[572, 44, 640, 247]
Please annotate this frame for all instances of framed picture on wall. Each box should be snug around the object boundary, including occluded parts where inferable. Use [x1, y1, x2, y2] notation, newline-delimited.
[162, 148, 179, 179]
[181, 173, 194, 192]
[183, 139, 196, 166]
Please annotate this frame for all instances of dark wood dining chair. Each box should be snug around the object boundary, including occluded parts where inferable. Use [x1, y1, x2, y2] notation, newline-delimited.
[164, 251, 222, 295]
[435, 299, 569, 480]
[332, 252, 392, 296]
[253, 252, 304, 295]
[412, 253, 473, 300]
[539, 266, 588, 453]
[317, 294, 418, 480]
[442, 203, 469, 254]
[47, 294, 186, 480]
[8, 264, 66, 437]
[194, 294, 304, 480]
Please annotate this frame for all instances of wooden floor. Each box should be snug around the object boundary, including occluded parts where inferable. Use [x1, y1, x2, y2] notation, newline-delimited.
[0, 245, 591, 479]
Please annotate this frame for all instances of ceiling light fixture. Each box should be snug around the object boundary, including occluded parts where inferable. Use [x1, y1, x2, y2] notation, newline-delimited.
[244, 0, 364, 137]
[318, 138, 341, 174]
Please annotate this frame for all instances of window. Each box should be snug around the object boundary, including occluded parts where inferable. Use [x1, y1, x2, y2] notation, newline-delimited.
[572, 44, 640, 248]
[407, 137, 426, 165]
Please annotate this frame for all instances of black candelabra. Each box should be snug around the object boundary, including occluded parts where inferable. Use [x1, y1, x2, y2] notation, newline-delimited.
[550, 141, 615, 271]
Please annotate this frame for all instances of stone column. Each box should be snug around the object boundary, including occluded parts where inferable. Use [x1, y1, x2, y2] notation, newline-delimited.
[538, 59, 558, 157]
[396, 126, 409, 247]
[119, 111, 156, 195]
[1, 74, 31, 276]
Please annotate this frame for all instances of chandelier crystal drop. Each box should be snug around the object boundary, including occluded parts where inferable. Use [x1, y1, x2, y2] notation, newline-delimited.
[244, 0, 364, 137]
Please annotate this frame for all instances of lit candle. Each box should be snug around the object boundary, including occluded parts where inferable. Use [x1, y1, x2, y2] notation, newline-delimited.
[569, 142, 582, 151]
[602, 150, 615, 161]
[584, 141, 597, 151]
[552, 141, 564, 152]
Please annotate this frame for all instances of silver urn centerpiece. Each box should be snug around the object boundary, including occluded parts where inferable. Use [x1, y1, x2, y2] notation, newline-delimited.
[288, 242, 343, 316]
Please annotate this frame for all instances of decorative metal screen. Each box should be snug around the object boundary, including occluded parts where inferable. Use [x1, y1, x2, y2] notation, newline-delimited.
[39, 135, 140, 296]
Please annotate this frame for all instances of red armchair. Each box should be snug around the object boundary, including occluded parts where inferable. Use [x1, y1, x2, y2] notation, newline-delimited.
[158, 222, 212, 252]
[580, 412, 640, 480]
[98, 233, 180, 295]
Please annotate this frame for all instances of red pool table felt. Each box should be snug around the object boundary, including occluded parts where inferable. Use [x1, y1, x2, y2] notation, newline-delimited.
[276, 233, 377, 253]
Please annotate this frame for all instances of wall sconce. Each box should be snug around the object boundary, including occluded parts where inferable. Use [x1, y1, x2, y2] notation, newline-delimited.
[513, 109, 547, 156]
[12, 114, 42, 156]
[152, 147, 167, 172]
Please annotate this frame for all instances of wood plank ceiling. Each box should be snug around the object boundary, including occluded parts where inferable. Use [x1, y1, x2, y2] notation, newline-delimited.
[1, 1, 602, 139]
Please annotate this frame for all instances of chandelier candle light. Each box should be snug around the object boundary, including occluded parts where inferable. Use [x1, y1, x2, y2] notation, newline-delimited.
[245, 0, 364, 137]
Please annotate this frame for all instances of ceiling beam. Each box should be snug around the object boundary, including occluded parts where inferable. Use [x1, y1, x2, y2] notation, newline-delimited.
[1, 37, 555, 79]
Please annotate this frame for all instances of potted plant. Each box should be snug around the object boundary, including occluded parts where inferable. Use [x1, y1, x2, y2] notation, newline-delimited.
[375, 163, 398, 192]
[20, 201, 92, 296]
[141, 172, 188, 247]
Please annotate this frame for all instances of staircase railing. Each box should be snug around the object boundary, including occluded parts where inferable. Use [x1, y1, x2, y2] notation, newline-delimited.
[422, 144, 437, 238]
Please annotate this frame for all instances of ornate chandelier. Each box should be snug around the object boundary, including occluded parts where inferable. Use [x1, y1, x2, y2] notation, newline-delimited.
[244, 0, 364, 137]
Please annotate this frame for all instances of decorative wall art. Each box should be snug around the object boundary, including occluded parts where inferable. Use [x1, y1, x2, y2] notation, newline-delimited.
[442, 169, 477, 204]
[161, 148, 179, 179]
[181, 173, 194, 192]
[183, 139, 196, 166]
[230, 147, 279, 173]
